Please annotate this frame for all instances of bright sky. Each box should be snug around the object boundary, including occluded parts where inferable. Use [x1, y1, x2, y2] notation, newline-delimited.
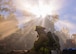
[1, 0, 76, 35]
[14, 0, 64, 17]
[13, 0, 76, 34]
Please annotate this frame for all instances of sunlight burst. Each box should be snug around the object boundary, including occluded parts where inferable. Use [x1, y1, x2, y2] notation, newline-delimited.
[14, 0, 63, 17]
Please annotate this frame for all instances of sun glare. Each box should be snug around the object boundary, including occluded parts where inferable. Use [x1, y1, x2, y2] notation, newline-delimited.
[14, 0, 61, 17]
[24, 3, 56, 17]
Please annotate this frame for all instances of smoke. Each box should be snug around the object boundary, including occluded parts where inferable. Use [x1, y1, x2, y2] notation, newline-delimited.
[13, 0, 66, 17]
[0, 21, 18, 40]
[55, 20, 76, 34]
[0, 0, 68, 50]
[0, 0, 67, 40]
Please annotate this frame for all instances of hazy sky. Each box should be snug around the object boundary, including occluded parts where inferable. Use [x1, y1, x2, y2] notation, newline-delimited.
[13, 0, 76, 34]
[1, 0, 76, 34]
[57, 0, 76, 34]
